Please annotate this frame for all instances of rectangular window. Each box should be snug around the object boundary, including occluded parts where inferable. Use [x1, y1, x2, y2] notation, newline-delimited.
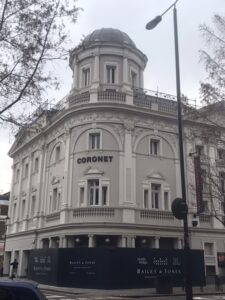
[80, 187, 84, 205]
[24, 163, 29, 178]
[52, 188, 58, 211]
[151, 184, 160, 209]
[88, 179, 99, 205]
[16, 169, 20, 183]
[195, 145, 204, 156]
[217, 149, 225, 160]
[204, 242, 214, 255]
[164, 191, 169, 210]
[219, 172, 225, 194]
[21, 199, 26, 218]
[131, 71, 137, 88]
[102, 186, 108, 206]
[34, 157, 39, 172]
[203, 200, 209, 213]
[89, 132, 100, 150]
[31, 195, 36, 216]
[55, 146, 61, 162]
[144, 189, 149, 209]
[106, 65, 116, 84]
[83, 68, 90, 87]
[150, 139, 160, 156]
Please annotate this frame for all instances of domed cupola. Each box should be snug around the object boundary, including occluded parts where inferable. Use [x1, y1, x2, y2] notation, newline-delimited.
[68, 28, 148, 105]
[82, 28, 136, 48]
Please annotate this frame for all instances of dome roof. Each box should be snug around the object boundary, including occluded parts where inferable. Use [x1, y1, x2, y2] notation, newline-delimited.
[82, 28, 136, 48]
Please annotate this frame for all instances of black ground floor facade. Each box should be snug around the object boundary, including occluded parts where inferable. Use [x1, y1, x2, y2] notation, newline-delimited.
[26, 248, 205, 289]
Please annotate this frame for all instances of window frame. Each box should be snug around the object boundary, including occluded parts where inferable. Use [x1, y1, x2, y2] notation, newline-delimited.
[82, 67, 90, 87]
[149, 137, 162, 156]
[78, 175, 110, 207]
[104, 62, 118, 85]
[55, 145, 61, 162]
[195, 144, 204, 156]
[142, 179, 170, 211]
[87, 130, 102, 150]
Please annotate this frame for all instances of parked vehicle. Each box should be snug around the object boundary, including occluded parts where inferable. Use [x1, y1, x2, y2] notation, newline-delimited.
[0, 279, 46, 300]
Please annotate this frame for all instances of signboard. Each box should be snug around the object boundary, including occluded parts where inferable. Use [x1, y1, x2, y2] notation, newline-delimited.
[28, 249, 59, 285]
[194, 156, 203, 214]
[28, 248, 205, 289]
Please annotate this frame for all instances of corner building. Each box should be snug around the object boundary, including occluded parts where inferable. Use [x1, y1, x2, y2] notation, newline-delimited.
[5, 28, 225, 280]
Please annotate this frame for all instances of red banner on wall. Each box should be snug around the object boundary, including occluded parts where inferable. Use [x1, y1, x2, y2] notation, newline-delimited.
[194, 156, 203, 215]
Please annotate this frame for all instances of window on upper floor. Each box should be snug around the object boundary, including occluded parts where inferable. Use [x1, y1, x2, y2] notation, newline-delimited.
[131, 71, 137, 89]
[201, 169, 208, 194]
[195, 145, 204, 156]
[151, 183, 160, 209]
[217, 148, 225, 160]
[23, 163, 29, 178]
[82, 67, 90, 87]
[88, 179, 99, 206]
[89, 132, 100, 150]
[34, 157, 39, 173]
[143, 179, 170, 211]
[31, 195, 36, 216]
[55, 145, 61, 162]
[106, 65, 116, 84]
[150, 139, 160, 156]
[164, 191, 169, 211]
[21, 199, 26, 218]
[143, 189, 149, 209]
[15, 168, 20, 183]
[219, 172, 225, 194]
[79, 175, 109, 207]
[52, 188, 58, 212]
[204, 242, 214, 256]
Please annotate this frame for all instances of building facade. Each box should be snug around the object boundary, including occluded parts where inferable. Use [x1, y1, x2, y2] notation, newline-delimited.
[4, 28, 225, 280]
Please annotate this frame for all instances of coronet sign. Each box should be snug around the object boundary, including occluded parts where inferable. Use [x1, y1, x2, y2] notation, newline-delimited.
[77, 155, 113, 164]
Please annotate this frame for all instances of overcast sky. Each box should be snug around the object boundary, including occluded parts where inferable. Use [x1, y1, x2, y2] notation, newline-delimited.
[0, 0, 224, 193]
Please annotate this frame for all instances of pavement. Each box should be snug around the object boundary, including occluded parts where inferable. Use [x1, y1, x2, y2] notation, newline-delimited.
[38, 283, 225, 298]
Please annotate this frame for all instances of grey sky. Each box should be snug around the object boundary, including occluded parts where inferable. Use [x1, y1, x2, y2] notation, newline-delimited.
[0, 0, 224, 192]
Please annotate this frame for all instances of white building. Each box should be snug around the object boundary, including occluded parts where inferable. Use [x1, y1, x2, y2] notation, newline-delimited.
[4, 28, 225, 280]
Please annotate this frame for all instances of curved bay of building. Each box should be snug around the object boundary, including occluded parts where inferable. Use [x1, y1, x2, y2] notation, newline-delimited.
[4, 28, 225, 280]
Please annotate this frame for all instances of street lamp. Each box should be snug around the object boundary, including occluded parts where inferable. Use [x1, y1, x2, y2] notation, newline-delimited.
[146, 1, 193, 300]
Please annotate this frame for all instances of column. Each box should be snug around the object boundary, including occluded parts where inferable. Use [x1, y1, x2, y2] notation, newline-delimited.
[23, 154, 33, 230]
[38, 144, 48, 228]
[72, 61, 79, 90]
[35, 148, 44, 217]
[59, 236, 67, 248]
[177, 238, 183, 249]
[90, 54, 99, 103]
[121, 236, 127, 248]
[60, 129, 71, 224]
[122, 54, 133, 105]
[49, 238, 53, 248]
[139, 67, 144, 89]
[14, 159, 23, 232]
[131, 236, 136, 248]
[88, 235, 94, 248]
[155, 237, 160, 248]
[93, 54, 100, 85]
[38, 239, 44, 249]
[122, 56, 129, 86]
[123, 122, 135, 206]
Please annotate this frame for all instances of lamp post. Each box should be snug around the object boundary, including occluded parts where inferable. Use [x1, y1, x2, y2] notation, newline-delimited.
[146, 1, 193, 300]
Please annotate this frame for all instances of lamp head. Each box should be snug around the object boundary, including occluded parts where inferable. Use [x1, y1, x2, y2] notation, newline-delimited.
[146, 15, 162, 30]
